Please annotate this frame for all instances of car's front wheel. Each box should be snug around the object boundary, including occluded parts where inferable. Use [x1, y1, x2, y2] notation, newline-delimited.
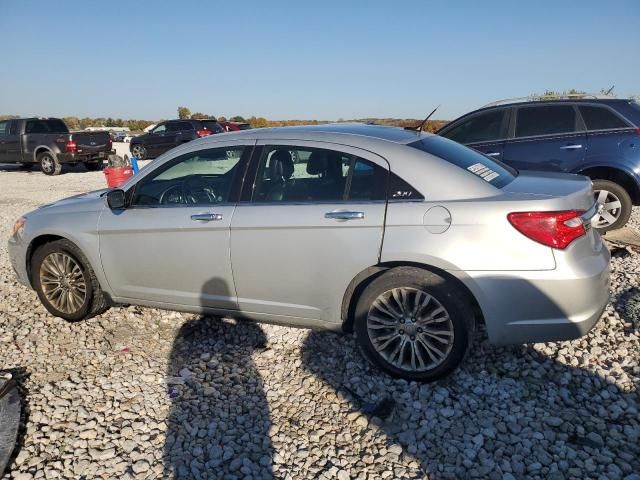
[354, 267, 474, 382]
[131, 144, 147, 160]
[592, 179, 632, 232]
[31, 239, 109, 321]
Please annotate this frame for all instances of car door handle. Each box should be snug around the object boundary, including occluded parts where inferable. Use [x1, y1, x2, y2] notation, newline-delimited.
[324, 211, 365, 220]
[560, 144, 583, 150]
[486, 152, 501, 157]
[190, 213, 223, 222]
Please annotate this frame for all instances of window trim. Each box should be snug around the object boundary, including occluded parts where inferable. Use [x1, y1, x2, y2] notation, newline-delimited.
[126, 144, 252, 209]
[243, 142, 391, 205]
[440, 108, 511, 145]
[511, 104, 583, 140]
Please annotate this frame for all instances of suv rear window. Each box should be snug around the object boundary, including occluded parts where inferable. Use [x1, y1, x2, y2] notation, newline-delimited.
[515, 105, 576, 137]
[409, 136, 517, 188]
[201, 120, 224, 133]
[579, 106, 629, 130]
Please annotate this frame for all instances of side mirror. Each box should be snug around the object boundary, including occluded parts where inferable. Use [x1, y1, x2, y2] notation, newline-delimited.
[106, 189, 126, 209]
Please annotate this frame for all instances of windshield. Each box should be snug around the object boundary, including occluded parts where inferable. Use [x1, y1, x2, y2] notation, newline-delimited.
[409, 136, 517, 188]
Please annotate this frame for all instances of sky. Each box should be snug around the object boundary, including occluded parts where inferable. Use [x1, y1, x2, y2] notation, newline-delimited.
[1, 0, 639, 121]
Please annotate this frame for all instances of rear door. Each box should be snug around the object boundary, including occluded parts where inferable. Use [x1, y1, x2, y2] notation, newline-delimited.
[173, 121, 196, 145]
[502, 104, 586, 172]
[3, 120, 22, 163]
[439, 108, 509, 160]
[230, 141, 388, 324]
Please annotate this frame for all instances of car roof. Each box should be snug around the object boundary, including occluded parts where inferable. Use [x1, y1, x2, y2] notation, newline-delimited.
[460, 98, 634, 117]
[213, 122, 429, 145]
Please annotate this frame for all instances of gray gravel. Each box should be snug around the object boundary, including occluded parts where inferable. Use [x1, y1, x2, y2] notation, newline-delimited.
[1, 165, 639, 480]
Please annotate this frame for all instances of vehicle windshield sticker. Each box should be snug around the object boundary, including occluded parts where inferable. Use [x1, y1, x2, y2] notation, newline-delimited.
[467, 162, 500, 182]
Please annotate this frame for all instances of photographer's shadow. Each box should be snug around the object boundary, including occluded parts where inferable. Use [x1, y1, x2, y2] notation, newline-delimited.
[163, 278, 273, 479]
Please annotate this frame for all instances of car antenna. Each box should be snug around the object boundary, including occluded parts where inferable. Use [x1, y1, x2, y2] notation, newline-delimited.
[604, 85, 615, 96]
[405, 105, 440, 132]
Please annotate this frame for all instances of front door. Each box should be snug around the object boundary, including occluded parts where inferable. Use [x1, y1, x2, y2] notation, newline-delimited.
[502, 104, 586, 172]
[145, 123, 169, 157]
[98, 142, 253, 309]
[230, 141, 388, 323]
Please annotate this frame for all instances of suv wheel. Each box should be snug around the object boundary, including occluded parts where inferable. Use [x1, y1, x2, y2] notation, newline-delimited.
[38, 152, 62, 176]
[353, 267, 474, 382]
[592, 179, 632, 232]
[31, 239, 109, 321]
[131, 144, 147, 160]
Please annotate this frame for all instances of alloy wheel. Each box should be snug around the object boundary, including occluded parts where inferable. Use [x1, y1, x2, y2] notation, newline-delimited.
[39, 252, 87, 314]
[132, 145, 145, 159]
[593, 189, 622, 228]
[366, 287, 454, 372]
[41, 155, 54, 174]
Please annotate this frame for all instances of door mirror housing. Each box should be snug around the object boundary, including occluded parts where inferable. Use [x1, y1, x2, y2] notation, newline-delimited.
[106, 189, 126, 209]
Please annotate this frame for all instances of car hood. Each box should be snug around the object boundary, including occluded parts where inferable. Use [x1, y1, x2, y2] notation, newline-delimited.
[32, 189, 109, 214]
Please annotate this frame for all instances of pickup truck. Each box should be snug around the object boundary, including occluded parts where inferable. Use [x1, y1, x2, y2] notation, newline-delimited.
[0, 118, 113, 175]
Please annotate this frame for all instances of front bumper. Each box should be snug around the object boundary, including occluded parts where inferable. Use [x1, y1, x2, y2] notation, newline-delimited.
[7, 234, 31, 288]
[457, 246, 610, 345]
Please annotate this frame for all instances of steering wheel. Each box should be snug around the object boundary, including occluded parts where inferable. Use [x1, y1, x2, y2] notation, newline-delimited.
[159, 184, 185, 204]
[183, 176, 217, 204]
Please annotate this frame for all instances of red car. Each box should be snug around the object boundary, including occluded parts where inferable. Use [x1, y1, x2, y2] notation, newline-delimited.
[219, 121, 252, 132]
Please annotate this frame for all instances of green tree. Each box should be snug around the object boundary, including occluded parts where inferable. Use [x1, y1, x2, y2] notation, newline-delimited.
[249, 116, 268, 128]
[177, 106, 191, 119]
[230, 115, 245, 122]
[63, 116, 80, 130]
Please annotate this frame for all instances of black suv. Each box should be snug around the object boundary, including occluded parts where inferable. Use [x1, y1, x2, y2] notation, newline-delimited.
[130, 119, 224, 160]
[438, 98, 640, 231]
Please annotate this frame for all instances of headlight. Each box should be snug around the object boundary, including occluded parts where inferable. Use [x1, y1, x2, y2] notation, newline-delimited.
[12, 217, 25, 236]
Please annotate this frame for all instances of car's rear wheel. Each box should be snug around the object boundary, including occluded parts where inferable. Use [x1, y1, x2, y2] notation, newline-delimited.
[38, 152, 62, 176]
[353, 267, 474, 382]
[131, 144, 147, 160]
[31, 239, 109, 321]
[592, 179, 632, 232]
[84, 161, 103, 171]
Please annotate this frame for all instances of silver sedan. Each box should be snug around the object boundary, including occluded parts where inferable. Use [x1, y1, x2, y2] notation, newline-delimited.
[8, 124, 610, 382]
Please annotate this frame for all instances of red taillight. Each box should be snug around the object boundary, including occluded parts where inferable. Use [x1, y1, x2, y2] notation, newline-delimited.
[635, 127, 640, 136]
[196, 129, 212, 137]
[507, 210, 586, 249]
[66, 140, 77, 152]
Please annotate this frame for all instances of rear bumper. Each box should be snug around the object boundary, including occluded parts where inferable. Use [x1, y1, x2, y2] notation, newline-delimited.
[58, 150, 113, 164]
[455, 245, 610, 345]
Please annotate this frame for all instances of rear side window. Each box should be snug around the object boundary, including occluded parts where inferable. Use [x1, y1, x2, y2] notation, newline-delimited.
[25, 119, 68, 134]
[409, 136, 516, 188]
[442, 109, 506, 144]
[201, 120, 224, 133]
[579, 106, 629, 130]
[516, 106, 576, 137]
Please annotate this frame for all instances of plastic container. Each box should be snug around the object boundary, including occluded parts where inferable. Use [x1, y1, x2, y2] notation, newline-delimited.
[104, 166, 133, 188]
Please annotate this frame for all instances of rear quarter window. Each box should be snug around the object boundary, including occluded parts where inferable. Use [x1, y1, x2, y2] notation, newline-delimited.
[409, 136, 517, 189]
[579, 106, 629, 130]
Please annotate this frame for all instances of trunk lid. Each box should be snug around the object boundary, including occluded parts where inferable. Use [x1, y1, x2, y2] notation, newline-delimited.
[502, 171, 594, 211]
[71, 131, 111, 154]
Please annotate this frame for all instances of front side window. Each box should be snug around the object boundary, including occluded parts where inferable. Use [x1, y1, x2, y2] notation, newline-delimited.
[579, 106, 629, 130]
[252, 146, 388, 203]
[151, 124, 166, 134]
[0, 121, 8, 135]
[442, 109, 506, 144]
[132, 147, 245, 206]
[515, 105, 577, 137]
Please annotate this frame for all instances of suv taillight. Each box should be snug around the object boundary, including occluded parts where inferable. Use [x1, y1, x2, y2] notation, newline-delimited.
[66, 140, 77, 152]
[196, 129, 212, 137]
[507, 210, 586, 249]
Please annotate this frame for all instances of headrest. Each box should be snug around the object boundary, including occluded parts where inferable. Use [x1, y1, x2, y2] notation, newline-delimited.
[269, 150, 294, 180]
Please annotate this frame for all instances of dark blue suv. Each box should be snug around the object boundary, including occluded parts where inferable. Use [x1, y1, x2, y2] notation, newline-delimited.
[438, 98, 640, 231]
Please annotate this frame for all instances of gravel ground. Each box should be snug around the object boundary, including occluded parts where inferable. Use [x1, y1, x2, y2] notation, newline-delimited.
[0, 165, 639, 480]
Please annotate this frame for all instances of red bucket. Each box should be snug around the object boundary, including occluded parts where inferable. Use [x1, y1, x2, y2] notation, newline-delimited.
[104, 166, 133, 188]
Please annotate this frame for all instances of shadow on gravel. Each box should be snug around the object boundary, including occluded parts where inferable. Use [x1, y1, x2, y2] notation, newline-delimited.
[163, 278, 273, 479]
[0, 163, 99, 174]
[0, 367, 29, 478]
[301, 329, 640, 479]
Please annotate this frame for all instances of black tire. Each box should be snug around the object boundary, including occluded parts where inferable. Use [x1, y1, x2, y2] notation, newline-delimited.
[84, 161, 104, 171]
[592, 179, 632, 233]
[38, 151, 62, 176]
[31, 239, 109, 321]
[18, 163, 33, 170]
[353, 267, 474, 382]
[131, 144, 147, 160]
